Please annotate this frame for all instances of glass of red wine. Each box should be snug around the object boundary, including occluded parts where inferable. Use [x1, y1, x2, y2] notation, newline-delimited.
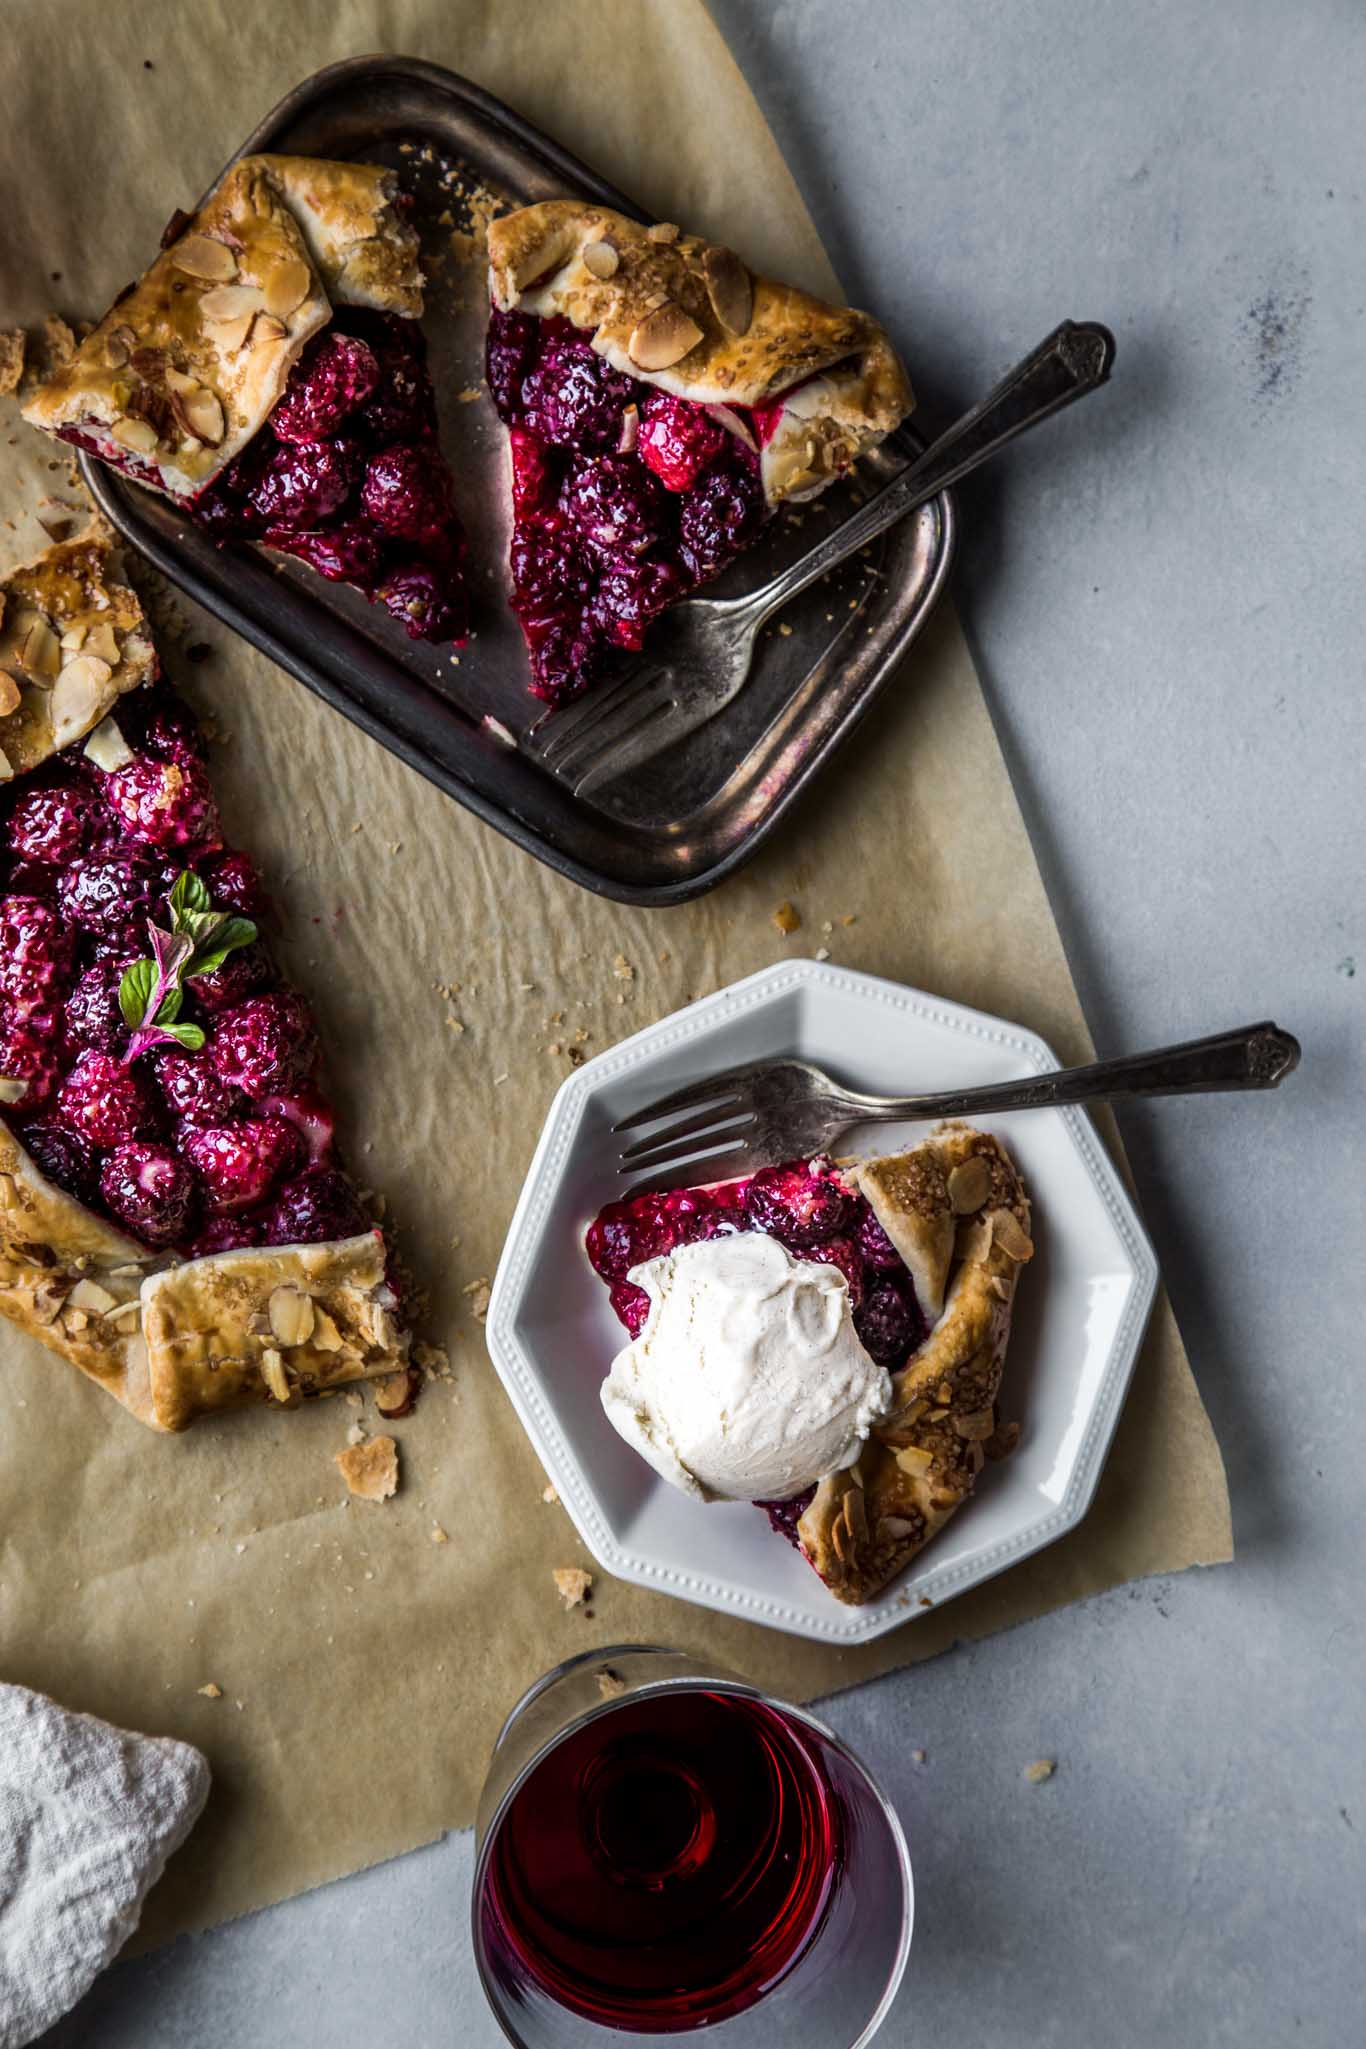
[473, 1645, 912, 2044]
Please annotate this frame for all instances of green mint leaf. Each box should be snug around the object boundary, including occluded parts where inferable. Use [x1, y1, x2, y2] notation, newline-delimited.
[119, 960, 156, 1030]
[154, 985, 184, 1027]
[168, 871, 211, 926]
[162, 1021, 206, 1052]
[188, 916, 257, 979]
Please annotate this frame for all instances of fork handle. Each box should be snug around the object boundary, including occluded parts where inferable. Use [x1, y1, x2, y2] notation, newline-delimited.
[845, 1021, 1301, 1123]
[731, 319, 1116, 631]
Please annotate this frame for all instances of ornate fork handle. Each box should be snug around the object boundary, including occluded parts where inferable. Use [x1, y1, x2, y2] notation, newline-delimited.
[729, 318, 1116, 635]
[835, 1022, 1301, 1125]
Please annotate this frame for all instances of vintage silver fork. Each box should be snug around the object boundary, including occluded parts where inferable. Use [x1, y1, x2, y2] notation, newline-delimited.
[612, 1022, 1301, 1183]
[526, 318, 1115, 797]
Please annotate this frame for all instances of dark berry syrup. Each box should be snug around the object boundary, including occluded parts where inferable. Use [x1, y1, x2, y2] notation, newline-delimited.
[481, 1689, 840, 2031]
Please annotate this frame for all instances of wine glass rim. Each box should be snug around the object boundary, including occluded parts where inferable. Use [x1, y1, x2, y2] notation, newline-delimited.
[472, 1645, 913, 2049]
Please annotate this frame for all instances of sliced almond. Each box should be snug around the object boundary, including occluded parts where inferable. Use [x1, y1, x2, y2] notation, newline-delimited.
[199, 283, 264, 324]
[0, 676, 20, 719]
[879, 1515, 918, 1541]
[947, 1156, 991, 1215]
[617, 403, 639, 455]
[173, 386, 225, 447]
[952, 1406, 996, 1441]
[212, 313, 255, 357]
[20, 618, 61, 680]
[59, 622, 88, 652]
[260, 1346, 291, 1403]
[373, 1367, 419, 1419]
[173, 234, 239, 282]
[991, 1209, 1034, 1262]
[310, 1305, 344, 1353]
[894, 1443, 935, 1476]
[68, 1278, 117, 1314]
[647, 222, 680, 243]
[702, 245, 753, 335]
[628, 302, 704, 372]
[84, 621, 121, 666]
[263, 258, 312, 320]
[163, 366, 198, 396]
[581, 238, 619, 280]
[511, 226, 571, 292]
[104, 332, 131, 369]
[251, 313, 288, 344]
[82, 716, 134, 772]
[110, 416, 160, 455]
[103, 1299, 142, 1326]
[0, 1077, 29, 1103]
[705, 402, 757, 451]
[49, 655, 112, 747]
[268, 1286, 315, 1347]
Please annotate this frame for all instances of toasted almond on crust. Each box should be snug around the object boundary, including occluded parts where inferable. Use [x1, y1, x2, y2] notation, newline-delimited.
[702, 244, 753, 335]
[628, 302, 704, 372]
[173, 234, 239, 282]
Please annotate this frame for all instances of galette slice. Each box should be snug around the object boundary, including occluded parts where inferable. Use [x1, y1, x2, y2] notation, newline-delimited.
[485, 200, 913, 704]
[22, 155, 469, 644]
[0, 526, 155, 778]
[585, 1124, 1030, 1606]
[0, 537, 409, 1431]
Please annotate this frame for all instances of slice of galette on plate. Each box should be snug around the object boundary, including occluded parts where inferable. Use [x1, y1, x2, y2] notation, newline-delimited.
[484, 201, 914, 705]
[586, 1123, 1031, 1605]
[0, 531, 409, 1432]
[22, 155, 469, 645]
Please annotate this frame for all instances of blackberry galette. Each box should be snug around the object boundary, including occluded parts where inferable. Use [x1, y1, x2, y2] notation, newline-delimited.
[22, 156, 469, 644]
[485, 201, 914, 705]
[587, 1125, 1032, 1605]
[0, 536, 407, 1431]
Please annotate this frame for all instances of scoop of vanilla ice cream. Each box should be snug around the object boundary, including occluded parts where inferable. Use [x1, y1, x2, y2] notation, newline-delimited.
[600, 1231, 892, 1503]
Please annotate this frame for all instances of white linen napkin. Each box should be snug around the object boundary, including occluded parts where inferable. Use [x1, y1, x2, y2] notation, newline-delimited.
[0, 1682, 209, 2047]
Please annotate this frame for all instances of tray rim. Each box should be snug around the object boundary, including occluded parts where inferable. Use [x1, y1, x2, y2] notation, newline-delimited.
[79, 52, 958, 906]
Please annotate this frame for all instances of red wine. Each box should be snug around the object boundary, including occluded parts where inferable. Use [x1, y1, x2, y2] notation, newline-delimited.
[482, 1689, 841, 2032]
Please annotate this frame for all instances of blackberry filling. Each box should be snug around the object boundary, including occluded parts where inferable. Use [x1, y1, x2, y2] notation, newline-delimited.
[187, 311, 469, 645]
[0, 688, 379, 1262]
[486, 310, 770, 706]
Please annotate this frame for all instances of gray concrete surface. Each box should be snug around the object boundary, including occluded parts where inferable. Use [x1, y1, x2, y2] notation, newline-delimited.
[41, 2, 1365, 2042]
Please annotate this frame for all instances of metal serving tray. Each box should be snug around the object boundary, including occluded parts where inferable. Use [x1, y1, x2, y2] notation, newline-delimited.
[82, 55, 955, 905]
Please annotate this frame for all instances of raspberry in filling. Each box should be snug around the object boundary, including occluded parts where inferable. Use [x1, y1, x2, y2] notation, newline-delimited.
[0, 689, 381, 1264]
[185, 310, 469, 646]
[484, 308, 774, 706]
[585, 1156, 929, 1555]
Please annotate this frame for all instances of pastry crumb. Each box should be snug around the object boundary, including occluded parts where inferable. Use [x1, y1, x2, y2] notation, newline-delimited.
[541, 1481, 559, 1505]
[772, 901, 801, 935]
[777, 621, 794, 636]
[0, 330, 25, 396]
[336, 1434, 399, 1502]
[1024, 1758, 1056, 1785]
[553, 1566, 593, 1608]
[597, 1668, 628, 1700]
[612, 952, 635, 982]
[41, 314, 77, 369]
[431, 1523, 449, 1544]
[815, 946, 830, 961]
[345, 1421, 367, 1447]
[196, 1682, 223, 1699]
[910, 1747, 927, 1764]
[463, 1276, 491, 1321]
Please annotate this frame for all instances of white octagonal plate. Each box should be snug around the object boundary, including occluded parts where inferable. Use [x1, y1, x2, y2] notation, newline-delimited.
[485, 961, 1159, 1644]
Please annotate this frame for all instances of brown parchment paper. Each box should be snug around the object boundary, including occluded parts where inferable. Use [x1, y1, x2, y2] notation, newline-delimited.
[0, 0, 1231, 1945]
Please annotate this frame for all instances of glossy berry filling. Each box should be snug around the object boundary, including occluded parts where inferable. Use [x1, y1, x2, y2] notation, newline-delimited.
[585, 1156, 927, 1559]
[0, 690, 380, 1261]
[486, 309, 770, 705]
[62, 312, 469, 647]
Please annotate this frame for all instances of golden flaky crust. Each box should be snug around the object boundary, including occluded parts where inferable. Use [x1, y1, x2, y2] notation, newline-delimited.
[0, 1111, 408, 1433]
[22, 156, 421, 499]
[799, 1125, 1033, 1604]
[487, 201, 913, 505]
[0, 528, 155, 776]
[140, 1234, 408, 1431]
